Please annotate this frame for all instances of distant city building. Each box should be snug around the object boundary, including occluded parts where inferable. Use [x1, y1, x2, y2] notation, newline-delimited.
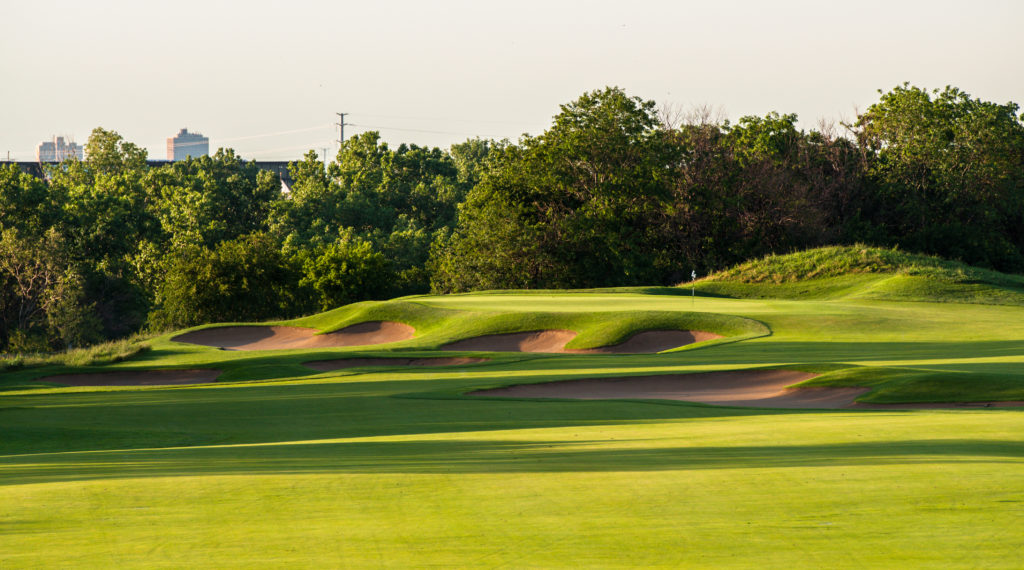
[36, 136, 83, 162]
[166, 128, 209, 161]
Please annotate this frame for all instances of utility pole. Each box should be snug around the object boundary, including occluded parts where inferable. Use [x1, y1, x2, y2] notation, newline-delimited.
[336, 112, 348, 147]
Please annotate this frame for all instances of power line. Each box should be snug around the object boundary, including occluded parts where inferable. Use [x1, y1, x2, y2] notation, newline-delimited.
[244, 143, 337, 157]
[348, 122, 503, 138]
[355, 112, 530, 127]
[217, 124, 333, 143]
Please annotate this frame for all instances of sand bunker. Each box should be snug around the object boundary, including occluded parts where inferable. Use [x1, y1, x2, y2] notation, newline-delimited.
[569, 330, 722, 354]
[469, 369, 872, 409]
[172, 321, 414, 351]
[304, 356, 487, 372]
[441, 329, 719, 354]
[441, 330, 578, 353]
[39, 369, 221, 386]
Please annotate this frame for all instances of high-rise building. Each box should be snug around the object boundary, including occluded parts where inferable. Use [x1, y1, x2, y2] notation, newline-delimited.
[166, 128, 209, 161]
[36, 136, 83, 162]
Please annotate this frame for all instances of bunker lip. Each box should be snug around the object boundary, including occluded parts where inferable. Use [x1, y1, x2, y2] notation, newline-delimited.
[567, 330, 723, 354]
[172, 321, 414, 351]
[304, 356, 488, 371]
[441, 329, 721, 354]
[468, 370, 872, 409]
[441, 330, 577, 353]
[37, 369, 222, 386]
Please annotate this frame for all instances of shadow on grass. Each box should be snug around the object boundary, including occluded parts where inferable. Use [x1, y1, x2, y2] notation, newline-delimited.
[5, 339, 1024, 465]
[0, 347, 539, 389]
[678, 339, 1024, 366]
[4, 356, 1024, 456]
[2, 437, 1022, 486]
[11, 338, 1024, 393]
[0, 372, 851, 457]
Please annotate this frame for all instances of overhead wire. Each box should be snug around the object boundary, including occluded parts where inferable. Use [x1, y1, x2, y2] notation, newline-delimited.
[346, 123, 504, 138]
[215, 124, 334, 143]
[354, 112, 530, 127]
[243, 143, 336, 158]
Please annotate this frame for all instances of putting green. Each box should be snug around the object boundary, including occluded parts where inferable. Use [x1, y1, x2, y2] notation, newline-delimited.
[3, 277, 1024, 566]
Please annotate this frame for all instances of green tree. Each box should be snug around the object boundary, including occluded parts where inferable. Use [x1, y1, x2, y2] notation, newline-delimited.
[0, 164, 59, 235]
[149, 149, 282, 248]
[450, 138, 500, 190]
[81, 127, 148, 175]
[297, 233, 392, 311]
[432, 87, 679, 291]
[44, 129, 159, 338]
[271, 135, 464, 296]
[49, 128, 157, 267]
[151, 233, 299, 329]
[271, 150, 336, 248]
[0, 228, 99, 351]
[647, 110, 867, 279]
[851, 84, 1024, 270]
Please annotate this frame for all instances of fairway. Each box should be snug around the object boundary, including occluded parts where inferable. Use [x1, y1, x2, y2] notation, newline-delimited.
[3, 286, 1024, 567]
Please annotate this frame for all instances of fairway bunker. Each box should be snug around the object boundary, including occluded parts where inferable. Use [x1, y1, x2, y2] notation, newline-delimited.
[172, 321, 415, 351]
[469, 369, 872, 409]
[569, 330, 723, 354]
[441, 330, 576, 352]
[441, 329, 719, 353]
[38, 369, 222, 386]
[304, 356, 488, 371]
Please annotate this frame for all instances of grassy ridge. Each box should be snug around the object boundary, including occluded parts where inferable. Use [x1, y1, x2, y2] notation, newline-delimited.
[0, 295, 767, 391]
[697, 245, 1024, 305]
[705, 244, 1024, 285]
[292, 298, 769, 351]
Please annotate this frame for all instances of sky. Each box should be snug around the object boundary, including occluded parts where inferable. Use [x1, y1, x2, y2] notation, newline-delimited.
[2, 0, 1022, 161]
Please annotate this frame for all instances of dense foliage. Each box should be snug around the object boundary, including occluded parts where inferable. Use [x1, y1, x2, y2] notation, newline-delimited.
[433, 85, 1024, 291]
[2, 83, 1023, 352]
[0, 129, 482, 352]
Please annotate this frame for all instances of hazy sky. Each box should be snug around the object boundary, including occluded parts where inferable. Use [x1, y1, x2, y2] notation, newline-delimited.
[3, 0, 1021, 161]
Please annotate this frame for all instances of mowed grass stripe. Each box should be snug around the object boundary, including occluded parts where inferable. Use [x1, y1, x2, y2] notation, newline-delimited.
[2, 410, 1023, 567]
[4, 265, 1024, 566]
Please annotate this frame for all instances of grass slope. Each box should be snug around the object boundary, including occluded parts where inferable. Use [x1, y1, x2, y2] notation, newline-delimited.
[3, 248, 1024, 566]
[696, 244, 1024, 305]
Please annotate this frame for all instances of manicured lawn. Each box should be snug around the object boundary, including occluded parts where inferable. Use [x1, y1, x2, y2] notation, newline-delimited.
[2, 288, 1023, 567]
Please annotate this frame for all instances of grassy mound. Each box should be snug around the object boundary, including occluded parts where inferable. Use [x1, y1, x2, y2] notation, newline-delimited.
[695, 245, 1024, 304]
[268, 298, 767, 352]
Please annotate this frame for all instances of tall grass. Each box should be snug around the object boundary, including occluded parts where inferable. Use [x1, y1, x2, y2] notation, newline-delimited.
[0, 334, 152, 372]
[703, 244, 1024, 286]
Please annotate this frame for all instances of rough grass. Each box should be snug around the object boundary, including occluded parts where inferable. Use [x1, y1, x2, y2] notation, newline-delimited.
[0, 334, 152, 373]
[704, 244, 1024, 285]
[694, 244, 1024, 305]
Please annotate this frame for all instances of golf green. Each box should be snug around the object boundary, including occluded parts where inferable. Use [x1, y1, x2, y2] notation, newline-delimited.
[2, 284, 1023, 567]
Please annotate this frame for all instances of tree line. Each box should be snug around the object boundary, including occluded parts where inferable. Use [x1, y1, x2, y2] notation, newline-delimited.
[2, 84, 1022, 352]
